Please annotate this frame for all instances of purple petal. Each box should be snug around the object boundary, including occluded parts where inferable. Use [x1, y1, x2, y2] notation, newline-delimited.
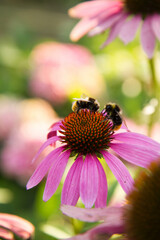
[61, 155, 83, 206]
[119, 15, 141, 44]
[62, 221, 123, 240]
[32, 136, 60, 163]
[110, 142, 160, 168]
[61, 205, 124, 240]
[101, 13, 128, 48]
[68, 0, 121, 18]
[26, 146, 64, 189]
[70, 18, 99, 41]
[141, 16, 156, 58]
[49, 120, 63, 132]
[101, 150, 134, 194]
[70, 4, 122, 42]
[80, 154, 99, 208]
[151, 14, 160, 40]
[43, 149, 71, 201]
[79, 221, 124, 240]
[61, 205, 123, 222]
[93, 155, 108, 208]
[0, 213, 34, 240]
[88, 11, 123, 37]
[113, 132, 160, 151]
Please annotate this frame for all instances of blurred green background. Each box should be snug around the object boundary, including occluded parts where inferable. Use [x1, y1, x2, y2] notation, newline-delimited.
[0, 0, 159, 239]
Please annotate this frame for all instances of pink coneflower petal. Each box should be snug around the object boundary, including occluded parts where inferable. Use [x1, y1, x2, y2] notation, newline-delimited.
[32, 135, 60, 163]
[114, 132, 160, 151]
[49, 120, 62, 132]
[110, 143, 160, 167]
[61, 222, 122, 240]
[0, 213, 34, 240]
[80, 154, 99, 208]
[61, 206, 124, 240]
[88, 11, 123, 37]
[102, 13, 128, 48]
[43, 149, 71, 201]
[102, 150, 134, 194]
[119, 15, 141, 44]
[70, 18, 99, 42]
[141, 16, 156, 58]
[151, 14, 160, 40]
[68, 0, 121, 18]
[61, 155, 83, 206]
[70, 6, 122, 42]
[61, 205, 123, 222]
[26, 146, 64, 189]
[93, 155, 108, 208]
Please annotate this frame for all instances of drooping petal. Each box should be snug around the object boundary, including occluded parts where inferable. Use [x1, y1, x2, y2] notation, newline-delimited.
[80, 154, 99, 208]
[119, 15, 141, 44]
[110, 142, 160, 168]
[113, 132, 160, 151]
[43, 149, 71, 201]
[68, 0, 122, 18]
[32, 135, 60, 163]
[101, 13, 128, 48]
[93, 155, 108, 208]
[70, 6, 122, 41]
[102, 150, 134, 194]
[151, 14, 160, 40]
[141, 16, 156, 58]
[74, 221, 124, 240]
[26, 146, 64, 189]
[70, 18, 99, 41]
[0, 213, 34, 240]
[50, 120, 62, 131]
[61, 205, 123, 222]
[61, 155, 83, 206]
[47, 120, 63, 141]
[61, 205, 124, 240]
[88, 11, 123, 37]
[61, 221, 123, 240]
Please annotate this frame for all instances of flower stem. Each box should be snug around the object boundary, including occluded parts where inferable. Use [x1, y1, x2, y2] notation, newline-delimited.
[149, 58, 157, 93]
[70, 218, 84, 234]
[147, 58, 160, 136]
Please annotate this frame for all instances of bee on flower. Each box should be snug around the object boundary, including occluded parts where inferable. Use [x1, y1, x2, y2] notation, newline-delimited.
[27, 96, 160, 208]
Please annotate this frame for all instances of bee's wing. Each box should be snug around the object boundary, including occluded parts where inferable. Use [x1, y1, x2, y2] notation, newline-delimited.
[73, 93, 89, 101]
[121, 119, 130, 131]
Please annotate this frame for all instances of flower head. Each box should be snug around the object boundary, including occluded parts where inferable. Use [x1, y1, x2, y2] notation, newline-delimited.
[61, 159, 160, 240]
[27, 97, 160, 208]
[69, 0, 160, 58]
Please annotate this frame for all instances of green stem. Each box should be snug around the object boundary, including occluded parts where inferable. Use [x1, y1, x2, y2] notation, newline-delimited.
[147, 58, 160, 136]
[70, 218, 84, 235]
[148, 58, 157, 93]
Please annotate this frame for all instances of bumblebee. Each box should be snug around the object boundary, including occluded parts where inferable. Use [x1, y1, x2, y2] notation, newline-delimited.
[72, 96, 100, 113]
[103, 103, 122, 131]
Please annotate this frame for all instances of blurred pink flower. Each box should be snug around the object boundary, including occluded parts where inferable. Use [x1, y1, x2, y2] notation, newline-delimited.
[0, 213, 34, 240]
[1, 98, 59, 184]
[150, 123, 160, 143]
[0, 96, 20, 140]
[69, 0, 160, 58]
[29, 42, 105, 104]
[27, 100, 160, 208]
[61, 160, 160, 239]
